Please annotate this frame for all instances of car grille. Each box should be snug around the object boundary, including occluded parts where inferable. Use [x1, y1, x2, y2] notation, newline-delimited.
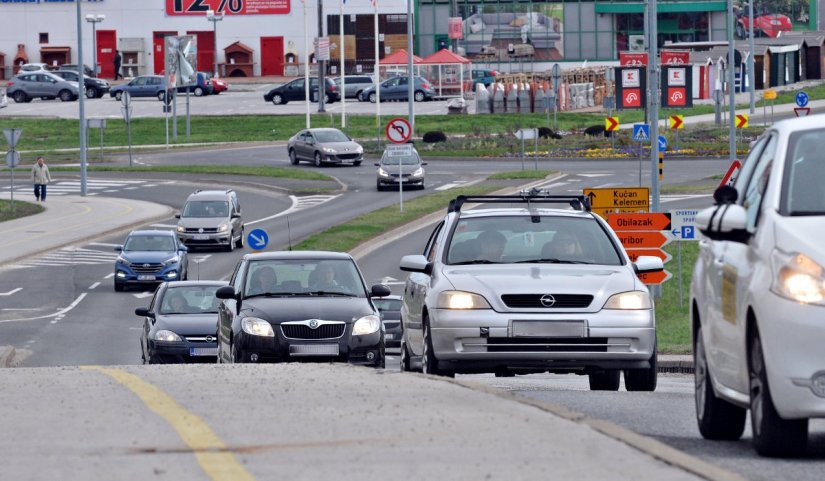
[184, 227, 219, 233]
[390, 173, 412, 178]
[500, 294, 593, 309]
[486, 337, 608, 352]
[383, 321, 400, 329]
[336, 153, 360, 160]
[131, 263, 164, 274]
[281, 323, 345, 340]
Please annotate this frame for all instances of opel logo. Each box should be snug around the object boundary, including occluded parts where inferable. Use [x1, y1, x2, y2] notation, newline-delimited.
[198, 228, 204, 233]
[206, 336, 214, 342]
[309, 320, 319, 329]
[540, 294, 556, 307]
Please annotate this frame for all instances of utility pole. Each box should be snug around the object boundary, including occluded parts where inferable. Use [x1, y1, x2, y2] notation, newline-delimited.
[317, 0, 326, 113]
[648, 0, 659, 213]
[728, 0, 737, 163]
[407, 0, 414, 137]
[748, 0, 755, 114]
[76, 1, 88, 197]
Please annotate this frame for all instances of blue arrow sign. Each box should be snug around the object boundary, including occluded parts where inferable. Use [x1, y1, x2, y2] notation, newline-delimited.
[633, 124, 650, 142]
[247, 228, 269, 251]
[658, 135, 668, 152]
[796, 91, 809, 107]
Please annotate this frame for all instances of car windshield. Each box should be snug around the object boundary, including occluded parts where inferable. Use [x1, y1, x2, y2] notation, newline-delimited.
[381, 154, 420, 165]
[782, 128, 825, 215]
[373, 298, 401, 311]
[314, 130, 349, 143]
[182, 201, 230, 218]
[124, 235, 176, 252]
[446, 216, 623, 265]
[244, 259, 366, 298]
[159, 286, 222, 314]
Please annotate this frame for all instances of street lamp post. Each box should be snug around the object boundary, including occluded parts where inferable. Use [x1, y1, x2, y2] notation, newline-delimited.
[85, 14, 105, 76]
[206, 10, 224, 78]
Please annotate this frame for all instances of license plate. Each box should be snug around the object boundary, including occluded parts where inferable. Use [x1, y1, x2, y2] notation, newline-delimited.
[190, 347, 218, 357]
[137, 275, 155, 281]
[512, 320, 585, 337]
[385, 333, 394, 340]
[289, 344, 339, 356]
[193, 234, 209, 240]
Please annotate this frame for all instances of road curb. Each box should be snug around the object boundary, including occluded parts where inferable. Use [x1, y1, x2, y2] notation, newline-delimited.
[0, 346, 16, 368]
[441, 375, 746, 481]
[659, 357, 694, 374]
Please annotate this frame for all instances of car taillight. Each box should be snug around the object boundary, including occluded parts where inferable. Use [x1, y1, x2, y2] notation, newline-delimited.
[329, 85, 336, 91]
[422, 83, 431, 90]
[7, 81, 13, 87]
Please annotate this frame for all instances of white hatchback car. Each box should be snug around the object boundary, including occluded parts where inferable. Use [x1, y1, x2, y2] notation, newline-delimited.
[399, 192, 664, 391]
[692, 115, 825, 457]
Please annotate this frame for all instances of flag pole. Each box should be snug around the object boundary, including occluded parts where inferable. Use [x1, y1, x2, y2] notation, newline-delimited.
[374, 0, 381, 148]
[304, 0, 311, 128]
[340, 0, 346, 128]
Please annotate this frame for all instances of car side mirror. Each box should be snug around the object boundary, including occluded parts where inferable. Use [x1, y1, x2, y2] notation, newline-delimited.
[114, 245, 123, 252]
[135, 307, 152, 317]
[231, 213, 241, 219]
[215, 286, 238, 300]
[400, 255, 432, 275]
[374, 162, 380, 166]
[174, 213, 181, 219]
[371, 284, 392, 297]
[696, 204, 750, 243]
[633, 256, 664, 274]
[178, 245, 188, 252]
[421, 162, 429, 166]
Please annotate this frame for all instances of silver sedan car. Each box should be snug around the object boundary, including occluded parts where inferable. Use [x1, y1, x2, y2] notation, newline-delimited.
[287, 128, 364, 167]
[398, 192, 664, 391]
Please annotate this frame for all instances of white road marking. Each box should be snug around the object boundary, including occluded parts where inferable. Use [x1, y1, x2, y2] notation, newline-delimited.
[89, 242, 120, 247]
[89, 282, 101, 290]
[0, 308, 40, 311]
[192, 255, 212, 264]
[0, 293, 87, 323]
[579, 173, 612, 178]
[0, 288, 22, 296]
[244, 194, 338, 227]
[124, 187, 139, 190]
[2, 247, 118, 270]
[435, 181, 468, 191]
[104, 273, 115, 279]
[150, 224, 178, 229]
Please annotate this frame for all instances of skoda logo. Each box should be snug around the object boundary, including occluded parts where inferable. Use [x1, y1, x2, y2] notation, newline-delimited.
[205, 336, 214, 342]
[198, 228, 204, 233]
[540, 294, 556, 307]
[309, 320, 319, 329]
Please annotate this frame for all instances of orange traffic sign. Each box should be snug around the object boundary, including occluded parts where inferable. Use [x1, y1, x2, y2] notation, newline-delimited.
[592, 207, 647, 220]
[625, 248, 672, 263]
[617, 231, 672, 249]
[669, 115, 684, 129]
[763, 90, 777, 100]
[735, 114, 749, 129]
[637, 270, 672, 285]
[584, 187, 649, 210]
[607, 212, 671, 231]
[605, 116, 619, 131]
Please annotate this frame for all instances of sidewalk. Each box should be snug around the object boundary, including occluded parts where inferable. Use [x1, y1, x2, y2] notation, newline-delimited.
[0, 194, 172, 268]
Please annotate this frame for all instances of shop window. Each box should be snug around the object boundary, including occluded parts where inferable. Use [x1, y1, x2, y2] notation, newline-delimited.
[39, 33, 48, 44]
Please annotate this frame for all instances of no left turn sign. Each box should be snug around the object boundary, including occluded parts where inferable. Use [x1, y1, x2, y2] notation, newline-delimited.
[386, 118, 412, 144]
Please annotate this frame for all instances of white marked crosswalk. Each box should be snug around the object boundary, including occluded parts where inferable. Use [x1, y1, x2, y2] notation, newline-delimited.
[294, 195, 340, 209]
[435, 181, 468, 191]
[1, 179, 149, 197]
[1, 247, 118, 270]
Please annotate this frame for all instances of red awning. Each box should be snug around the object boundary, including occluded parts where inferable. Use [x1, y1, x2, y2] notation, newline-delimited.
[379, 49, 423, 66]
[421, 49, 471, 65]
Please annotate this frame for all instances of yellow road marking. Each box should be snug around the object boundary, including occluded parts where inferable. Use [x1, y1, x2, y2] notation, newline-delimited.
[83, 366, 255, 481]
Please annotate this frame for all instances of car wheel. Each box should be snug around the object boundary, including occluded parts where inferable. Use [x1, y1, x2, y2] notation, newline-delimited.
[324, 93, 330, 104]
[400, 340, 412, 372]
[115, 91, 123, 101]
[59, 90, 74, 102]
[194, 86, 204, 97]
[85, 86, 97, 99]
[289, 149, 299, 165]
[226, 232, 236, 252]
[749, 330, 808, 457]
[624, 344, 658, 391]
[355, 90, 363, 101]
[114, 282, 124, 292]
[353, 160, 361, 167]
[369, 92, 377, 103]
[272, 94, 284, 105]
[236, 227, 244, 249]
[231, 340, 242, 363]
[422, 315, 454, 377]
[157, 91, 166, 101]
[414, 90, 426, 102]
[419, 183, 425, 190]
[314, 151, 323, 167]
[12, 91, 28, 103]
[694, 326, 746, 440]
[376, 180, 383, 191]
[588, 370, 620, 391]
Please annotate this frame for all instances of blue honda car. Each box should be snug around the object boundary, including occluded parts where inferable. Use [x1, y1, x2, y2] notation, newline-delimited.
[114, 230, 189, 291]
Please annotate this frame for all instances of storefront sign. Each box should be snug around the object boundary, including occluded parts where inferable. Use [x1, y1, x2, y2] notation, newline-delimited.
[621, 69, 640, 88]
[448, 17, 463, 40]
[619, 52, 648, 67]
[661, 50, 690, 65]
[661, 66, 692, 108]
[615, 67, 645, 110]
[166, 0, 290, 16]
[667, 68, 686, 87]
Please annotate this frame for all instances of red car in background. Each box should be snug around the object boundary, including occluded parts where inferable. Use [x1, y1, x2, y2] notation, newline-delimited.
[208, 75, 229, 94]
[735, 6, 793, 39]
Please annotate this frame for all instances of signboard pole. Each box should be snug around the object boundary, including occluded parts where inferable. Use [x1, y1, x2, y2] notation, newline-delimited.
[173, 82, 178, 141]
[727, 0, 736, 165]
[648, 0, 660, 214]
[76, 1, 88, 196]
[317, 0, 326, 113]
[340, 0, 346, 128]
[186, 87, 191, 138]
[678, 240, 683, 307]
[748, 0, 756, 114]
[374, 1, 381, 150]
[10, 161, 14, 216]
[407, 0, 415, 139]
[521, 135, 525, 171]
[399, 154, 403, 212]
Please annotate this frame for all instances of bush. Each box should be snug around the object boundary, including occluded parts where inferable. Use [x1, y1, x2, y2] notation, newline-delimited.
[538, 127, 562, 139]
[423, 131, 448, 143]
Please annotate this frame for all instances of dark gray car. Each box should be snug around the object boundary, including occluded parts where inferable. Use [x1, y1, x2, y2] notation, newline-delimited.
[334, 75, 378, 100]
[375, 147, 427, 190]
[358, 76, 435, 103]
[7, 72, 79, 103]
[287, 128, 364, 167]
[372, 295, 402, 348]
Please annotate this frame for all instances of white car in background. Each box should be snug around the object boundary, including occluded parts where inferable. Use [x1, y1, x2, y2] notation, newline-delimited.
[691, 115, 825, 457]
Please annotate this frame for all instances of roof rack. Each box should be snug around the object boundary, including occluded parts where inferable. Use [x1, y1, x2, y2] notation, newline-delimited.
[447, 189, 591, 213]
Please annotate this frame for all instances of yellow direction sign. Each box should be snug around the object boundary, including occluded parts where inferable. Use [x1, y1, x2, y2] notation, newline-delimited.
[735, 114, 749, 129]
[592, 207, 649, 219]
[584, 187, 650, 219]
[669, 115, 684, 129]
[605, 116, 619, 131]
[764, 90, 777, 100]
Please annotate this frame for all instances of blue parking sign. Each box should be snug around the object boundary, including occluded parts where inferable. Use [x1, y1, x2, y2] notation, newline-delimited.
[681, 225, 695, 240]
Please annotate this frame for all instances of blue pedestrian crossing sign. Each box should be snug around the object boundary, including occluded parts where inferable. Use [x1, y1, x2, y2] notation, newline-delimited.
[247, 229, 269, 251]
[633, 124, 650, 142]
[658, 135, 668, 152]
[796, 91, 809, 107]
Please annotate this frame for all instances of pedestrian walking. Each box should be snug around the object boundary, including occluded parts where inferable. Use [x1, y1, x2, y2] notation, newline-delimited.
[113, 50, 122, 80]
[31, 156, 51, 202]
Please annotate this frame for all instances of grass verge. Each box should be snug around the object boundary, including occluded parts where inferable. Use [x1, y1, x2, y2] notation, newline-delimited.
[656, 241, 699, 354]
[0, 199, 45, 222]
[22, 165, 334, 182]
[488, 169, 556, 180]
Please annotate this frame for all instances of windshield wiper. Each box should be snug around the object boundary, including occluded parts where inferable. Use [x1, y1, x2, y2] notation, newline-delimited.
[305, 291, 357, 297]
[243, 293, 287, 299]
[514, 258, 592, 264]
[450, 260, 501, 265]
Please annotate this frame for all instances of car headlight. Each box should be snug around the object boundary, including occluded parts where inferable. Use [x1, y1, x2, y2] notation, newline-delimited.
[154, 330, 182, 342]
[352, 314, 381, 335]
[116, 256, 131, 266]
[412, 168, 424, 177]
[603, 291, 652, 310]
[322, 147, 336, 154]
[437, 291, 491, 309]
[378, 168, 389, 177]
[176, 225, 185, 233]
[356, 146, 364, 153]
[217, 224, 229, 233]
[242, 317, 275, 337]
[162, 256, 180, 266]
[771, 249, 825, 304]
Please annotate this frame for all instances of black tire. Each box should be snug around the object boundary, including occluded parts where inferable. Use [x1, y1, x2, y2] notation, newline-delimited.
[272, 94, 284, 105]
[225, 232, 236, 252]
[376, 180, 383, 191]
[314, 151, 323, 167]
[157, 91, 166, 102]
[324, 93, 331, 104]
[414, 90, 426, 102]
[355, 90, 364, 101]
[422, 316, 454, 377]
[235, 227, 244, 248]
[625, 344, 658, 392]
[12, 91, 28, 103]
[217, 337, 224, 364]
[115, 91, 123, 101]
[694, 326, 746, 440]
[400, 340, 412, 372]
[289, 149, 299, 165]
[85, 86, 97, 99]
[353, 160, 361, 167]
[194, 86, 204, 97]
[749, 331, 808, 457]
[114, 282, 124, 292]
[369, 92, 377, 103]
[589, 370, 620, 391]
